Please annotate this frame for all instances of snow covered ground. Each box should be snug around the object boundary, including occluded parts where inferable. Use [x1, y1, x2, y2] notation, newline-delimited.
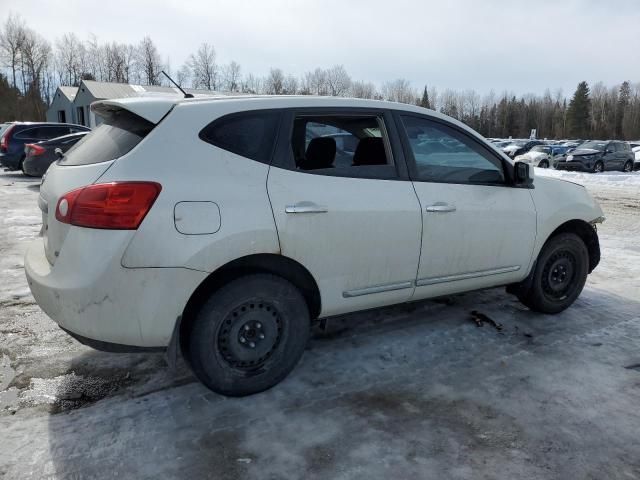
[1, 168, 639, 479]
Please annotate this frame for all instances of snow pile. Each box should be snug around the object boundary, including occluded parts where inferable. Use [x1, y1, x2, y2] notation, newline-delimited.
[536, 168, 640, 189]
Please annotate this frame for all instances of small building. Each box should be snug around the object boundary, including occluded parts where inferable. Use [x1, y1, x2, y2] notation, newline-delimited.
[45, 86, 78, 124]
[47, 80, 218, 128]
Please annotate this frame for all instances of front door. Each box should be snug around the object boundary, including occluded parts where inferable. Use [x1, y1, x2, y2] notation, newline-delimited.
[396, 113, 537, 300]
[267, 109, 422, 317]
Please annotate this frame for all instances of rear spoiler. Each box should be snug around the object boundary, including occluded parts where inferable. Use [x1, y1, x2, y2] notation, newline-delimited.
[91, 97, 177, 124]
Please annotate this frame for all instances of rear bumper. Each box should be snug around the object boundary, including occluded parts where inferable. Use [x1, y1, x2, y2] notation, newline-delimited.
[24, 236, 207, 348]
[22, 156, 51, 177]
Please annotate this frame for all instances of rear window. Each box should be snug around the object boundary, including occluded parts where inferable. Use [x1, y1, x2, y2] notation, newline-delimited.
[199, 110, 281, 164]
[58, 110, 153, 166]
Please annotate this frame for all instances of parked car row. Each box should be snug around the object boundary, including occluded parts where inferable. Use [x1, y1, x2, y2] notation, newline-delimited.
[488, 137, 638, 173]
[0, 122, 90, 175]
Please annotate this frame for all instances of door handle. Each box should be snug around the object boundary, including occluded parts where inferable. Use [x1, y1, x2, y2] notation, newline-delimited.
[285, 202, 329, 214]
[426, 202, 456, 213]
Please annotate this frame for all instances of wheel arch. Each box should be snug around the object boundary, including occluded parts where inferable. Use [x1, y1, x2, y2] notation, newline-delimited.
[546, 219, 600, 273]
[179, 253, 321, 354]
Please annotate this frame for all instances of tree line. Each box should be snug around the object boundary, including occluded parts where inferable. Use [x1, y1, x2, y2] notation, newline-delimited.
[1, 13, 639, 140]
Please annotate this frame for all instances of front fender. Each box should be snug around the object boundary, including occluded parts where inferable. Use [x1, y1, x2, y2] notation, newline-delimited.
[529, 175, 603, 268]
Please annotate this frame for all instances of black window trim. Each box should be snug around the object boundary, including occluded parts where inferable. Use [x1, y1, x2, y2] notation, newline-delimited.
[198, 108, 283, 166]
[392, 111, 520, 188]
[271, 107, 410, 181]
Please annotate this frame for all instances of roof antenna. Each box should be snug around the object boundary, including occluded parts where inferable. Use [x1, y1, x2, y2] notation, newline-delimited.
[161, 70, 194, 98]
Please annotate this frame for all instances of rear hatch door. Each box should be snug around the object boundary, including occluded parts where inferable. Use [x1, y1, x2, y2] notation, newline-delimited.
[40, 99, 174, 265]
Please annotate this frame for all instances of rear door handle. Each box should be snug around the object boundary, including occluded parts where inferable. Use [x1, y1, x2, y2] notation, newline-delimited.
[285, 202, 329, 214]
[426, 202, 456, 213]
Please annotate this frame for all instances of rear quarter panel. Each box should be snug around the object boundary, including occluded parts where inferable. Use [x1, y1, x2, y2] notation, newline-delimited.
[100, 100, 281, 272]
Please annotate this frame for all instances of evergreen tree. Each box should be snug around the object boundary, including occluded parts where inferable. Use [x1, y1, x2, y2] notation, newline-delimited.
[419, 85, 431, 109]
[616, 81, 631, 139]
[567, 81, 591, 139]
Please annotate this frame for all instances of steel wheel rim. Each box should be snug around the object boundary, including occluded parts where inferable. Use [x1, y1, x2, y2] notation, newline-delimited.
[217, 301, 283, 370]
[542, 250, 577, 300]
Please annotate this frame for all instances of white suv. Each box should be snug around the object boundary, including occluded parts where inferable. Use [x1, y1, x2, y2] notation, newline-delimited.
[25, 96, 604, 396]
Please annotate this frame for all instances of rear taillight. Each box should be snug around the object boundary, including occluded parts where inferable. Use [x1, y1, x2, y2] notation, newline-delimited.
[0, 125, 15, 152]
[25, 143, 46, 157]
[55, 182, 162, 230]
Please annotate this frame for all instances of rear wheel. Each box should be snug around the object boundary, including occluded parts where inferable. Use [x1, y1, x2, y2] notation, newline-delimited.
[538, 159, 549, 168]
[187, 274, 310, 396]
[593, 161, 604, 173]
[623, 161, 633, 173]
[515, 233, 589, 314]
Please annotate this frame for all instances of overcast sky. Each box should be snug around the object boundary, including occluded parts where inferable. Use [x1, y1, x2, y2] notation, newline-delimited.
[4, 0, 640, 96]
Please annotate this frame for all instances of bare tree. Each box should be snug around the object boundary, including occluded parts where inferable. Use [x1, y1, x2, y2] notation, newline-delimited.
[241, 73, 262, 94]
[222, 61, 241, 92]
[0, 13, 26, 89]
[382, 78, 416, 104]
[326, 64, 351, 96]
[283, 74, 298, 95]
[176, 63, 191, 88]
[55, 33, 84, 85]
[265, 68, 285, 94]
[188, 42, 217, 90]
[137, 36, 162, 86]
[350, 80, 377, 99]
[304, 68, 328, 95]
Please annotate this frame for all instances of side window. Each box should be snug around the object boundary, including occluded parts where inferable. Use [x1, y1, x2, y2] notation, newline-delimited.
[199, 111, 280, 164]
[14, 128, 36, 140]
[46, 126, 71, 139]
[291, 114, 394, 177]
[401, 115, 505, 184]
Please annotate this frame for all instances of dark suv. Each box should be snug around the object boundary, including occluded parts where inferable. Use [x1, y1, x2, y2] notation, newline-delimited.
[555, 140, 635, 173]
[0, 122, 90, 172]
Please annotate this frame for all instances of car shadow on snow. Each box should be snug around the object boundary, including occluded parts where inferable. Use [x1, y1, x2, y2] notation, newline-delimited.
[44, 286, 640, 479]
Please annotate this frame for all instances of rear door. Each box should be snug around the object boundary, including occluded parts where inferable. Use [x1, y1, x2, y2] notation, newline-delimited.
[395, 113, 537, 299]
[603, 142, 618, 170]
[267, 109, 422, 317]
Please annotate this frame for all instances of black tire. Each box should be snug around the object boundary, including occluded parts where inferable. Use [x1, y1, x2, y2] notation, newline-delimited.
[19, 156, 26, 174]
[516, 233, 589, 314]
[623, 161, 632, 173]
[593, 161, 604, 173]
[538, 159, 549, 168]
[187, 274, 310, 396]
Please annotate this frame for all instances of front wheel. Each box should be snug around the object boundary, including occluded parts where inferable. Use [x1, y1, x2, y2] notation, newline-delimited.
[623, 161, 632, 173]
[593, 161, 604, 173]
[187, 274, 310, 396]
[515, 233, 589, 314]
[538, 159, 549, 168]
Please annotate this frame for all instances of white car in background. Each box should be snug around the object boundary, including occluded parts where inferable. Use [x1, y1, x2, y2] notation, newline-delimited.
[632, 145, 640, 170]
[25, 95, 604, 396]
[515, 145, 571, 168]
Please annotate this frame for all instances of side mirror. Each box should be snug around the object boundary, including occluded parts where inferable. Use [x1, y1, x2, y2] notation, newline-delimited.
[514, 161, 534, 187]
[54, 147, 64, 159]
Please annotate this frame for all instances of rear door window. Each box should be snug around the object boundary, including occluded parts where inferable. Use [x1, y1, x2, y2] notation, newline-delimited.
[58, 110, 154, 166]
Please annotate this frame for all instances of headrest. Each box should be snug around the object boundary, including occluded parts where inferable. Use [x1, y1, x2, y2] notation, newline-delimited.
[353, 137, 387, 166]
[300, 137, 336, 170]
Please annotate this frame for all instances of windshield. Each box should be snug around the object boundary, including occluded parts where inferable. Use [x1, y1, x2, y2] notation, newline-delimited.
[578, 141, 606, 151]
